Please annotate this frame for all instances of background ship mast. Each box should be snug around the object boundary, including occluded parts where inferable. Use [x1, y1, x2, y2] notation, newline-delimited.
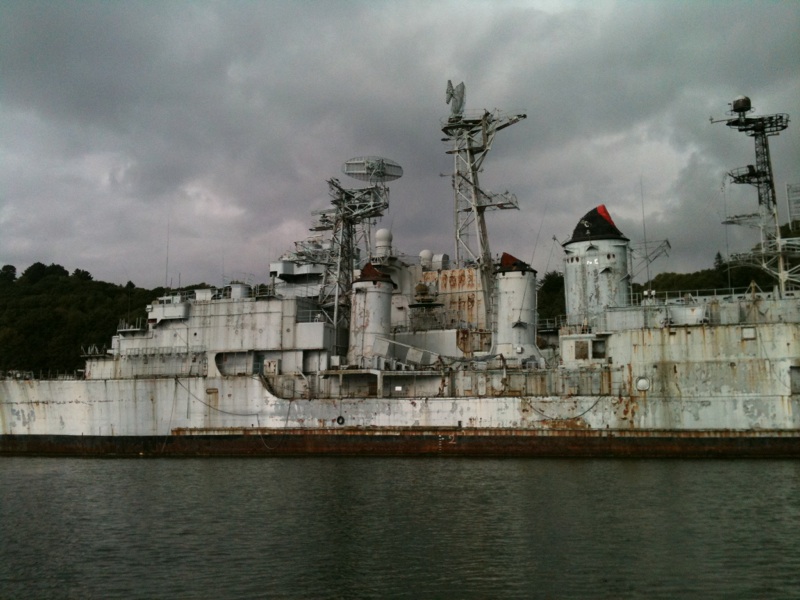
[441, 81, 526, 320]
[716, 96, 796, 295]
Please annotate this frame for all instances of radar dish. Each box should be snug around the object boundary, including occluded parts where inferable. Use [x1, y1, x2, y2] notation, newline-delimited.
[342, 156, 403, 183]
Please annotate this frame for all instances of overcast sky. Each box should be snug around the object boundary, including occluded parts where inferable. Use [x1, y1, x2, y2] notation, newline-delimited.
[1, 0, 798, 289]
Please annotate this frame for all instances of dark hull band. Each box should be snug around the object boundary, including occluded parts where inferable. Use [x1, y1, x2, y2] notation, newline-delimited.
[3, 429, 799, 458]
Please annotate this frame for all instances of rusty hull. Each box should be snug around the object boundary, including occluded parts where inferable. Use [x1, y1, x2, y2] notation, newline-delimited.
[2, 428, 799, 457]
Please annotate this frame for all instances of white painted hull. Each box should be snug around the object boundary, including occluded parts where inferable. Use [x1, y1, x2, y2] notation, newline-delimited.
[3, 375, 798, 442]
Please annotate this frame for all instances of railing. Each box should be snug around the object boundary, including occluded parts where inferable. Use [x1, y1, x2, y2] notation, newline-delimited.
[537, 315, 568, 331]
[628, 284, 782, 306]
[117, 317, 147, 332]
[1, 370, 83, 381]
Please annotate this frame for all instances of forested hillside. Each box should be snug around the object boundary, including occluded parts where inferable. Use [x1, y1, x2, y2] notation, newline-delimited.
[0, 263, 162, 374]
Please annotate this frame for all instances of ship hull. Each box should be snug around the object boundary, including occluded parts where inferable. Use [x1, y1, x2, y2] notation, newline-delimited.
[3, 375, 798, 457]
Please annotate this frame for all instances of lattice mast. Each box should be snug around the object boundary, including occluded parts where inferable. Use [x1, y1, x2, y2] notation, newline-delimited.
[717, 96, 793, 295]
[314, 158, 402, 329]
[442, 81, 526, 320]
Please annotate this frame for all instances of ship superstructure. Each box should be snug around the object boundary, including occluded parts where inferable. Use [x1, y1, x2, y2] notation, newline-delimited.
[1, 87, 798, 456]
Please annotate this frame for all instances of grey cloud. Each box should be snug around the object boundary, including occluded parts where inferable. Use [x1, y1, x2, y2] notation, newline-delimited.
[1, 0, 797, 287]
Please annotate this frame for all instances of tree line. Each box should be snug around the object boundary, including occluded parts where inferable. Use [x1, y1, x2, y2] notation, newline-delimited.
[0, 263, 163, 374]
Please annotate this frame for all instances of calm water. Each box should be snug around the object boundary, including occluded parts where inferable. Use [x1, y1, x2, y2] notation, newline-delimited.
[1, 458, 799, 599]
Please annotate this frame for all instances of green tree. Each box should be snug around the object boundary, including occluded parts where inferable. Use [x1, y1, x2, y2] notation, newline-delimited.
[537, 271, 565, 323]
[72, 268, 93, 281]
[0, 264, 16, 284]
[713, 252, 725, 271]
[0, 267, 153, 373]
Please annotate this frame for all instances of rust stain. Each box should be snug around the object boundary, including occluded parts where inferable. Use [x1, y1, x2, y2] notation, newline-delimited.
[540, 417, 590, 430]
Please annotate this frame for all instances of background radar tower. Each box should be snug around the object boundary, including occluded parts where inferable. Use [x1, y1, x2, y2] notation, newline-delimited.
[720, 96, 795, 295]
[441, 81, 526, 319]
[313, 157, 402, 330]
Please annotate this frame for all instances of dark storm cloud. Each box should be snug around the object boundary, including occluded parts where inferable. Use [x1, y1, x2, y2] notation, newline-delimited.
[1, 0, 797, 287]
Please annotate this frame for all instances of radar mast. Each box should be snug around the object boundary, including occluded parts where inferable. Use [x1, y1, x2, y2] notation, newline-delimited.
[441, 81, 526, 321]
[716, 96, 796, 296]
[314, 157, 402, 333]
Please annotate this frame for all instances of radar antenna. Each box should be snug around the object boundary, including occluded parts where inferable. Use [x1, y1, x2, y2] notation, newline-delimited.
[446, 80, 466, 118]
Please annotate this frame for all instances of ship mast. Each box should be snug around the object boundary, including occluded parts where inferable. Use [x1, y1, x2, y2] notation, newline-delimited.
[717, 96, 796, 296]
[313, 157, 402, 333]
[441, 81, 526, 322]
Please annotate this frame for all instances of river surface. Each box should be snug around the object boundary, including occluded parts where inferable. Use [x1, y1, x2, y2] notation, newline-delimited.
[1, 457, 799, 599]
